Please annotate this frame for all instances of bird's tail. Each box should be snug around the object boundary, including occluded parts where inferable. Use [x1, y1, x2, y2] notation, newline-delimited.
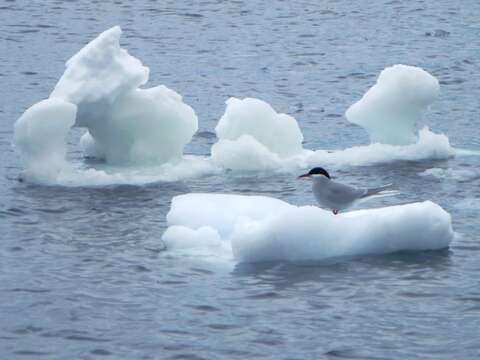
[362, 183, 395, 198]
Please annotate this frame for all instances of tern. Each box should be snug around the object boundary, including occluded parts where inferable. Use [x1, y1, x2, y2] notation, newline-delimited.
[299, 167, 394, 214]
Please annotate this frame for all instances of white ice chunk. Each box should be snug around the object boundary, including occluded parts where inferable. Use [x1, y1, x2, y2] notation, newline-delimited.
[305, 127, 454, 168]
[166, 193, 292, 238]
[163, 193, 454, 263]
[82, 86, 198, 165]
[50, 26, 198, 166]
[211, 135, 283, 171]
[163, 226, 223, 250]
[346, 64, 440, 145]
[14, 98, 77, 183]
[15, 26, 199, 185]
[51, 26, 148, 105]
[211, 98, 305, 170]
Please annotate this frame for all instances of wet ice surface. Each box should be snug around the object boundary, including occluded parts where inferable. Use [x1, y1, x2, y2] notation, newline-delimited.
[1, 0, 480, 359]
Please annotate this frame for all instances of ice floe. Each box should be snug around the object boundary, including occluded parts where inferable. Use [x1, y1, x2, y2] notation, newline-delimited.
[163, 193, 454, 263]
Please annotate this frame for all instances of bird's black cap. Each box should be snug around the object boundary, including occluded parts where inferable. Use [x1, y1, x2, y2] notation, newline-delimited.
[308, 167, 330, 179]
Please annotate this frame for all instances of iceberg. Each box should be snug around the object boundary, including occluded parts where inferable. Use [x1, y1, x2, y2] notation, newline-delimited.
[211, 97, 306, 171]
[346, 64, 440, 145]
[14, 26, 200, 184]
[162, 193, 454, 263]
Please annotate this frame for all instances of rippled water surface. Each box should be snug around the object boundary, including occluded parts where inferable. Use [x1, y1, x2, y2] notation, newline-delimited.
[1, 0, 480, 359]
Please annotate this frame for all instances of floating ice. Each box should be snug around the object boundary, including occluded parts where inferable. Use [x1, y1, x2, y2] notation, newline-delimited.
[210, 83, 453, 172]
[304, 127, 454, 168]
[35, 156, 218, 187]
[51, 26, 198, 165]
[76, 85, 198, 165]
[13, 28, 457, 186]
[346, 64, 440, 145]
[50, 26, 149, 105]
[14, 26, 199, 185]
[211, 98, 306, 171]
[163, 193, 454, 263]
[14, 98, 77, 184]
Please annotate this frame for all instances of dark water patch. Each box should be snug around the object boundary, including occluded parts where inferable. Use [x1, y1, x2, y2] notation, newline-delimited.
[247, 291, 281, 299]
[91, 348, 112, 356]
[325, 113, 342, 118]
[145, 245, 167, 253]
[133, 265, 151, 272]
[9, 288, 50, 294]
[12, 326, 43, 334]
[207, 323, 238, 330]
[182, 13, 204, 18]
[458, 296, 480, 303]
[189, 267, 214, 275]
[252, 337, 284, 346]
[36, 24, 56, 29]
[196, 130, 216, 139]
[398, 291, 439, 298]
[0, 207, 27, 217]
[294, 52, 325, 57]
[16, 29, 40, 34]
[22, 71, 37, 75]
[4, 36, 21, 42]
[308, 301, 332, 310]
[34, 206, 71, 214]
[439, 78, 465, 85]
[425, 29, 450, 38]
[14, 350, 51, 356]
[8, 246, 24, 252]
[65, 335, 111, 342]
[168, 353, 207, 360]
[159, 280, 188, 285]
[187, 304, 220, 312]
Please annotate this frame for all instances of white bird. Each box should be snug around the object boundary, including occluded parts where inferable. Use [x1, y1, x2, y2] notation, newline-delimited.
[298, 167, 394, 214]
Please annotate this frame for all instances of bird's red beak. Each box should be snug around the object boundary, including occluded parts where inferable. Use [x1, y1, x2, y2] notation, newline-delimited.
[298, 173, 310, 179]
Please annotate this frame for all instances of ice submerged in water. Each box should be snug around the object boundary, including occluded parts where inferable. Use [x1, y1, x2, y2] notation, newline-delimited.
[162, 193, 454, 263]
[13, 25, 455, 186]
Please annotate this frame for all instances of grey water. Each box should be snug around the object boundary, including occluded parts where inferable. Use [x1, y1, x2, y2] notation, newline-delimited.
[1, 0, 480, 359]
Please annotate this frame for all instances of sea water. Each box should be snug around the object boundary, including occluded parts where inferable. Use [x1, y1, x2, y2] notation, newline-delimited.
[1, 1, 480, 359]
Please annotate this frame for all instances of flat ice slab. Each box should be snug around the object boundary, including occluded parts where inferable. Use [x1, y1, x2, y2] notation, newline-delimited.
[163, 193, 454, 263]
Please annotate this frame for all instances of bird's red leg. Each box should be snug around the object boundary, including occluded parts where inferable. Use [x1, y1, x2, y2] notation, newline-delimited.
[333, 209, 339, 215]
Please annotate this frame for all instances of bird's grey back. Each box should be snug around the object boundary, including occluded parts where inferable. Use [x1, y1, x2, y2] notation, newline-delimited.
[312, 177, 366, 210]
